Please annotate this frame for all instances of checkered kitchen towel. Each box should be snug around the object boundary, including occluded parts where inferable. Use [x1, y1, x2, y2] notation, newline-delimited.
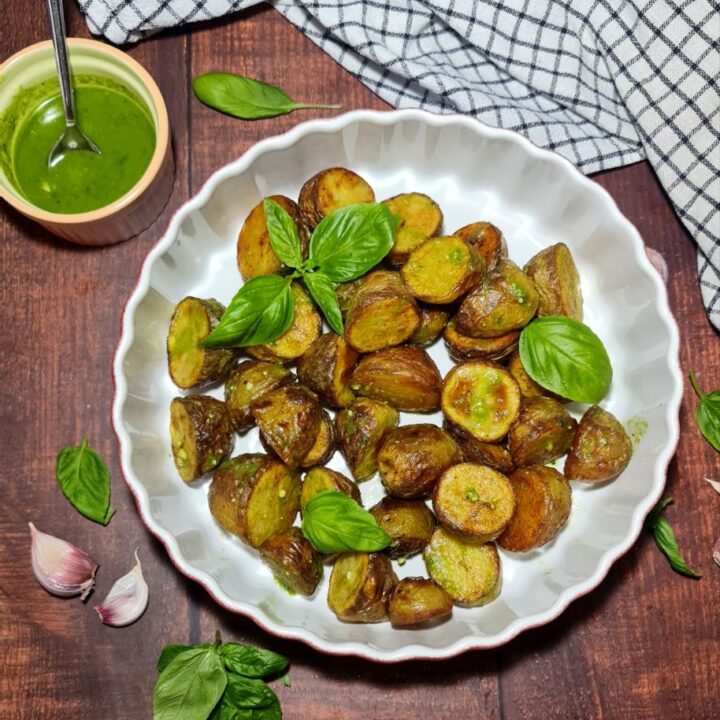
[80, 0, 720, 329]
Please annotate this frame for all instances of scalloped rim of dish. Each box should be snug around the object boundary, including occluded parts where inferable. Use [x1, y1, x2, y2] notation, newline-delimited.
[112, 109, 682, 662]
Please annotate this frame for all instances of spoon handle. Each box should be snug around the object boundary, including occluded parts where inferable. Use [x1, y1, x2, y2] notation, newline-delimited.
[46, 0, 75, 126]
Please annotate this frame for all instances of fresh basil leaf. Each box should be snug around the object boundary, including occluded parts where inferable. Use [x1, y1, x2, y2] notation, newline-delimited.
[303, 271, 343, 335]
[646, 497, 702, 579]
[279, 673, 291, 688]
[309, 203, 397, 282]
[193, 72, 340, 120]
[689, 371, 720, 452]
[153, 645, 227, 720]
[55, 439, 115, 525]
[519, 316, 612, 403]
[220, 644, 288, 679]
[210, 676, 281, 720]
[157, 643, 210, 673]
[200, 275, 294, 349]
[301, 491, 392, 553]
[263, 199, 303, 269]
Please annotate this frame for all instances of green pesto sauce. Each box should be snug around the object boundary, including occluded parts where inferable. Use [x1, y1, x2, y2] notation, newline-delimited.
[625, 416, 648, 449]
[1, 74, 155, 214]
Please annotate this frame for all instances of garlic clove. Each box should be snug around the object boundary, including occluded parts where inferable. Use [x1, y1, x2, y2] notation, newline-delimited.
[94, 549, 148, 627]
[29, 522, 98, 600]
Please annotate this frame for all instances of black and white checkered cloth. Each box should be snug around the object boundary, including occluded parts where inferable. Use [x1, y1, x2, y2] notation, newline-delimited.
[79, 0, 720, 329]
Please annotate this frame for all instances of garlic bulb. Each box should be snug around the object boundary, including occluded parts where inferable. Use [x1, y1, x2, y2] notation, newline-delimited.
[29, 522, 98, 600]
[94, 549, 148, 627]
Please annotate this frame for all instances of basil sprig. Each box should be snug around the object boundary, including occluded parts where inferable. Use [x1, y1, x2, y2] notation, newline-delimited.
[689, 370, 720, 452]
[301, 491, 392, 553]
[153, 633, 288, 720]
[519, 316, 612, 403]
[646, 497, 702, 579]
[193, 72, 341, 120]
[203, 200, 397, 347]
[55, 439, 115, 525]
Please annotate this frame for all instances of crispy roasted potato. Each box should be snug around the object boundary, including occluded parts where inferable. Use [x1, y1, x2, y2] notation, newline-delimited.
[299, 410, 336, 468]
[252, 386, 322, 469]
[224, 360, 294, 433]
[433, 463, 515, 542]
[345, 271, 421, 352]
[336, 279, 361, 317]
[299, 167, 375, 229]
[236, 195, 307, 280]
[401, 236, 485, 304]
[507, 350, 565, 402]
[408, 306, 451, 347]
[383, 193, 443, 266]
[378, 424, 461, 499]
[424, 527, 501, 606]
[455, 259, 539, 338]
[442, 420, 515, 474]
[260, 527, 323, 596]
[336, 398, 399, 481]
[497, 465, 571, 552]
[524, 242, 583, 320]
[301, 467, 361, 514]
[441, 361, 521, 442]
[350, 346, 442, 412]
[328, 552, 397, 623]
[247, 284, 321, 363]
[564, 406, 632, 483]
[170, 395, 233, 482]
[297, 333, 358, 408]
[443, 319, 519, 362]
[507, 397, 577, 467]
[208, 453, 301, 548]
[167, 297, 238, 389]
[388, 578, 452, 627]
[369, 497, 437, 558]
[453, 221, 507, 272]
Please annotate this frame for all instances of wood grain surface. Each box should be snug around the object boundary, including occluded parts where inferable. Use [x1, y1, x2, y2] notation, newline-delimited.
[1, 5, 718, 719]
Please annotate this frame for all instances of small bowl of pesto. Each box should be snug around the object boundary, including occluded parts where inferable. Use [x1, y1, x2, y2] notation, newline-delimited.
[0, 38, 173, 245]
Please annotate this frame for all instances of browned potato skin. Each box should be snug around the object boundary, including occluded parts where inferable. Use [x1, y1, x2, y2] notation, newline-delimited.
[369, 497, 437, 558]
[498, 465, 572, 552]
[236, 195, 308, 280]
[350, 346, 442, 412]
[299, 167, 375, 229]
[508, 397, 577, 467]
[297, 332, 358, 408]
[301, 467, 361, 514]
[298, 411, 336, 469]
[388, 578, 452, 627]
[454, 221, 507, 272]
[345, 271, 421, 353]
[409, 306, 451, 347]
[443, 319, 519, 362]
[442, 420, 515, 475]
[252, 386, 322, 469]
[564, 406, 632, 483]
[260, 527, 323, 596]
[378, 424, 461, 499]
[224, 360, 294, 433]
[336, 398, 399, 481]
[327, 552, 397, 623]
[524, 242, 583, 320]
[455, 259, 539, 338]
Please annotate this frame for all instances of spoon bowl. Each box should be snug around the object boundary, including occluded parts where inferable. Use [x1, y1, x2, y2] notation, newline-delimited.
[48, 123, 100, 167]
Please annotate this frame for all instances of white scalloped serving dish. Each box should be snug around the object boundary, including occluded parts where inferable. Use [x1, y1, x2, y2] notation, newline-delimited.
[113, 110, 681, 662]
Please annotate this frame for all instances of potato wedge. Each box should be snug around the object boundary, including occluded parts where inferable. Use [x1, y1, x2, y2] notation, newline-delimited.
[298, 410, 336, 469]
[350, 346, 442, 412]
[497, 465, 571, 552]
[301, 467, 361, 514]
[443, 319, 519, 362]
[299, 167, 375, 229]
[508, 397, 576, 467]
[297, 332, 358, 408]
[208, 453, 301, 548]
[453, 221, 507, 272]
[383, 193, 443, 266]
[524, 242, 583, 320]
[388, 578, 452, 627]
[409, 306, 450, 347]
[442, 420, 515, 475]
[369, 497, 437, 558]
[260, 527, 323, 596]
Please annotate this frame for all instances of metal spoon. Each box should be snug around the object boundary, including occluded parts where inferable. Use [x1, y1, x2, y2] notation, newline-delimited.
[46, 0, 100, 167]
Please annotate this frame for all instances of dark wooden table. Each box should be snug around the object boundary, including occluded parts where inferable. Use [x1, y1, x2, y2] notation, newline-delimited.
[2, 5, 718, 719]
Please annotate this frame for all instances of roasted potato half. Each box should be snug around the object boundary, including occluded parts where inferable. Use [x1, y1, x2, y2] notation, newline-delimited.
[383, 193, 443, 266]
[297, 332, 358, 408]
[442, 420, 515, 475]
[328, 552, 397, 623]
[299, 167, 375, 229]
[167, 297, 237, 390]
[369, 497, 437, 558]
[424, 527, 502, 607]
[301, 467, 361, 514]
[524, 242, 583, 320]
[298, 410, 336, 469]
[388, 578, 453, 627]
[350, 346, 442, 412]
[443, 319, 519, 362]
[336, 398, 399, 481]
[409, 306, 451, 347]
[453, 221, 507, 272]
[260, 527, 323, 596]
[564, 405, 632, 483]
[208, 453, 301, 548]
[345, 271, 421, 353]
[378, 424, 461, 499]
[441, 361, 521, 442]
[498, 465, 571, 552]
[455, 259, 539, 338]
[170, 395, 233, 482]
